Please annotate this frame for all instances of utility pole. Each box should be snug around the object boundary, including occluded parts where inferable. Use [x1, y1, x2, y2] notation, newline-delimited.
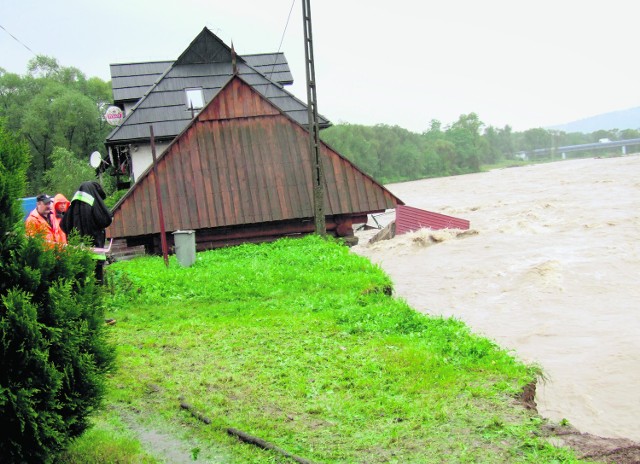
[302, 0, 326, 236]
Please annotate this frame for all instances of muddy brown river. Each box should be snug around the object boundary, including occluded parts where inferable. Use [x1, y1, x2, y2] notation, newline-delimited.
[351, 155, 640, 442]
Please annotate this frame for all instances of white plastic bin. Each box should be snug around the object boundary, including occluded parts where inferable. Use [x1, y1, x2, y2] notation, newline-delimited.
[172, 230, 196, 267]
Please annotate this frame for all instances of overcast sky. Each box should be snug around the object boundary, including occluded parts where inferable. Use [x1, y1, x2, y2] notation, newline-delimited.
[2, 0, 639, 133]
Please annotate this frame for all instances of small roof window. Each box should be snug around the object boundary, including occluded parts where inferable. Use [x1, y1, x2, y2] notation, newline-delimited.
[185, 88, 204, 110]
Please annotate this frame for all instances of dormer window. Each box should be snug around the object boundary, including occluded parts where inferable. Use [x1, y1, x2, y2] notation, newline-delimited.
[185, 88, 204, 110]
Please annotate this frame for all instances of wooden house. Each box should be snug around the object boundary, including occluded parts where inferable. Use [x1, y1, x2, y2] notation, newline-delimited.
[107, 28, 403, 251]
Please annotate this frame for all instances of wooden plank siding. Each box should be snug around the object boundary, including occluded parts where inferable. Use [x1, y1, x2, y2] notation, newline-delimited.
[195, 122, 215, 226]
[108, 75, 402, 242]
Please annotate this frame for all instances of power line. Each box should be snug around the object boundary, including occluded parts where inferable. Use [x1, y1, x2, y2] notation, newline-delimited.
[266, 0, 296, 82]
[0, 23, 36, 55]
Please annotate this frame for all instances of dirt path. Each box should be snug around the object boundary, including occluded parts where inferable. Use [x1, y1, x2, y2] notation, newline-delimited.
[351, 156, 640, 452]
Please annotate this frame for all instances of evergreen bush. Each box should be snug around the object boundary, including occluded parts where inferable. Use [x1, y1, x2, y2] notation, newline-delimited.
[0, 121, 115, 463]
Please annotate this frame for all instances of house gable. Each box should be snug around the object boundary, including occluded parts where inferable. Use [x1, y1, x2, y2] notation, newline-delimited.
[174, 27, 239, 65]
[198, 75, 280, 121]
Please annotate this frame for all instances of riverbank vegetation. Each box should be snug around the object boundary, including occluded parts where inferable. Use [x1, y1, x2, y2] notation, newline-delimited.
[320, 119, 640, 184]
[58, 236, 588, 463]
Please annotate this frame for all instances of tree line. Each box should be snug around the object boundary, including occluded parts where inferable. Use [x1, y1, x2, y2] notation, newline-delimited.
[2, 55, 639, 197]
[320, 117, 640, 184]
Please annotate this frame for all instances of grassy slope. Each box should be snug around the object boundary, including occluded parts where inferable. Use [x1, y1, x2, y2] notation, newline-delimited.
[63, 236, 586, 463]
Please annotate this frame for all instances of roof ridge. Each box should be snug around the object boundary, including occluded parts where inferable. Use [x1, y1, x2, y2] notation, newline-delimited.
[110, 52, 283, 69]
[110, 60, 174, 67]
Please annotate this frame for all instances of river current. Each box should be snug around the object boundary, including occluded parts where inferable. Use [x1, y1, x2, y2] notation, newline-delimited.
[351, 155, 640, 442]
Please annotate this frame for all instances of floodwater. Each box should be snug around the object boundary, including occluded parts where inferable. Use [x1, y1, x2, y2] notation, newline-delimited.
[351, 155, 640, 442]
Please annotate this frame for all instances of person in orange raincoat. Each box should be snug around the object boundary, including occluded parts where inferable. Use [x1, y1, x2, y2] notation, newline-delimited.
[52, 193, 71, 244]
[25, 194, 61, 245]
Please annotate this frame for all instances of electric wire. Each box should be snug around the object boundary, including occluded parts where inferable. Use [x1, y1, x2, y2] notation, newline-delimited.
[0, 24, 36, 55]
[266, 0, 296, 85]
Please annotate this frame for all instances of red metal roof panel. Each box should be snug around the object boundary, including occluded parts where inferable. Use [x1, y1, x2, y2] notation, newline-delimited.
[395, 204, 469, 235]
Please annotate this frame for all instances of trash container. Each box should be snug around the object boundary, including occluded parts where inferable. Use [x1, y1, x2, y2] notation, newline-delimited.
[172, 230, 196, 267]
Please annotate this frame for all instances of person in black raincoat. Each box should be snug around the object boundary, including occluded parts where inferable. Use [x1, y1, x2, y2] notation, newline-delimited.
[61, 181, 113, 283]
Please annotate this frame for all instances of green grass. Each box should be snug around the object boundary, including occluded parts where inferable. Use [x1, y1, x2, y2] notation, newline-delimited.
[64, 235, 586, 463]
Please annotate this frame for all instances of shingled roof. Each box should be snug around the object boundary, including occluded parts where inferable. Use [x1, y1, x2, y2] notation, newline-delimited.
[105, 27, 329, 145]
[110, 61, 174, 104]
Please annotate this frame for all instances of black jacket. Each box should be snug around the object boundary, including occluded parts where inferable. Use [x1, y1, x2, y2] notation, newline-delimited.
[60, 181, 112, 248]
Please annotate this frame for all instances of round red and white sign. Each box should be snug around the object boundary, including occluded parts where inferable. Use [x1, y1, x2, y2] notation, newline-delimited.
[104, 106, 124, 126]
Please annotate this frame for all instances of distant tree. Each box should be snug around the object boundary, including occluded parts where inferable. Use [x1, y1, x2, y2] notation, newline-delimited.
[0, 71, 39, 133]
[27, 55, 61, 79]
[425, 119, 442, 135]
[24, 87, 103, 194]
[433, 139, 457, 175]
[445, 113, 484, 172]
[22, 81, 102, 170]
[44, 147, 97, 199]
[323, 118, 491, 182]
[556, 131, 590, 147]
[19, 81, 61, 189]
[1, 56, 112, 195]
[619, 128, 640, 139]
[85, 77, 113, 118]
[54, 65, 87, 87]
[590, 129, 618, 142]
[482, 125, 513, 164]
[0, 70, 25, 113]
[520, 128, 552, 151]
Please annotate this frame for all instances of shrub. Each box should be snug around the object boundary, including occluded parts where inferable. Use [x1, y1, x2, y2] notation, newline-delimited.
[0, 121, 115, 463]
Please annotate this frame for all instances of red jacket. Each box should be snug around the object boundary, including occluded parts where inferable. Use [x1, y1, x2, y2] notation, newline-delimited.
[52, 194, 70, 244]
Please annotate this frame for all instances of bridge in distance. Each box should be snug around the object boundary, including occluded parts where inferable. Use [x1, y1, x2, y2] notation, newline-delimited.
[517, 137, 640, 160]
